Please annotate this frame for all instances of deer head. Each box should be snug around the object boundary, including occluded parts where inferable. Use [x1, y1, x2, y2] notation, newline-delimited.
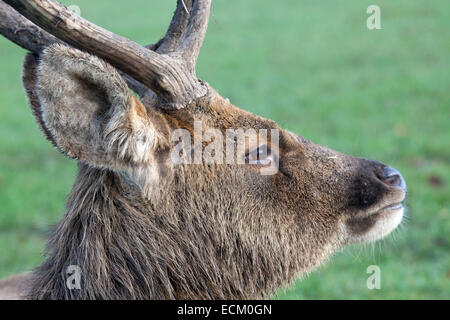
[0, 0, 407, 299]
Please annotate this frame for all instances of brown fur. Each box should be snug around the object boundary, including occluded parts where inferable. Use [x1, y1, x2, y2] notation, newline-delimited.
[0, 273, 30, 300]
[3, 44, 406, 300]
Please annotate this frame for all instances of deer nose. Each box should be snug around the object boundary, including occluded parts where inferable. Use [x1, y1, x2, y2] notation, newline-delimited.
[381, 166, 407, 193]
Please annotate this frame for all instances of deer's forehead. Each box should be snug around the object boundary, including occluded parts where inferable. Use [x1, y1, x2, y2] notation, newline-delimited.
[160, 98, 282, 133]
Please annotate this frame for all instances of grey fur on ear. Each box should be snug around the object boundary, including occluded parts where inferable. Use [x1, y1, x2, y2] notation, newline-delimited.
[37, 44, 155, 168]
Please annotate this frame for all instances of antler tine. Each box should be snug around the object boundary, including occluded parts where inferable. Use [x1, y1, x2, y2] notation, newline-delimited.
[177, 0, 211, 72]
[154, 0, 193, 54]
[0, 1, 61, 53]
[0, 1, 149, 97]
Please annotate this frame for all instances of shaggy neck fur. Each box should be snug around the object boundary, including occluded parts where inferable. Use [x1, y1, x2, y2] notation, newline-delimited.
[26, 164, 315, 300]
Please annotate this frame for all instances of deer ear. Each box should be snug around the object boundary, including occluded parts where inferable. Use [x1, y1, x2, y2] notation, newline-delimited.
[36, 44, 155, 168]
[23, 53, 59, 149]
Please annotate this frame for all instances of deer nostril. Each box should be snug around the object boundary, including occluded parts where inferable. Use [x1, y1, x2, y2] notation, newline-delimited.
[381, 166, 407, 192]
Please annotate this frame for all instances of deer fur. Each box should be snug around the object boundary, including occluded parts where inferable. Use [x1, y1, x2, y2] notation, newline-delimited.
[0, 44, 405, 300]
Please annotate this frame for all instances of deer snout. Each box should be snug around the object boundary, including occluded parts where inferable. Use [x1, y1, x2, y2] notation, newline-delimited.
[344, 162, 407, 243]
[380, 166, 407, 193]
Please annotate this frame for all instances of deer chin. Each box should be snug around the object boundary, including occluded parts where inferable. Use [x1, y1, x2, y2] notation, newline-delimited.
[346, 198, 405, 244]
[361, 205, 404, 243]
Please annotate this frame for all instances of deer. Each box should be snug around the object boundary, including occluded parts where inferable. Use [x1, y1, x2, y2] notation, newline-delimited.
[0, 0, 407, 300]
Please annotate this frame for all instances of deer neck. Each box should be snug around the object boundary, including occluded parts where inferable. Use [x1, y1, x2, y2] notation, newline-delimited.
[25, 163, 258, 299]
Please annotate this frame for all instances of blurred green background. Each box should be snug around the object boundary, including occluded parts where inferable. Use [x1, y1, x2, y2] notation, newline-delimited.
[0, 0, 449, 299]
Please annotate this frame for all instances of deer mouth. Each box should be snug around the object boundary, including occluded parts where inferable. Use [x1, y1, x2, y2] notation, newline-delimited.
[345, 188, 406, 240]
[364, 196, 406, 222]
[354, 193, 406, 220]
[346, 199, 405, 243]
[376, 202, 404, 215]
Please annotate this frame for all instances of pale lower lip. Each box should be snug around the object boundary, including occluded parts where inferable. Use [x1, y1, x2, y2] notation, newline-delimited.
[366, 203, 404, 218]
[385, 203, 403, 211]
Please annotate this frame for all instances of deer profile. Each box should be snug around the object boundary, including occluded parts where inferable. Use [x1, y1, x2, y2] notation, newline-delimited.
[0, 0, 407, 300]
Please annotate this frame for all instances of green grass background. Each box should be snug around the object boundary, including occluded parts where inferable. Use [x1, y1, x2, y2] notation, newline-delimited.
[0, 0, 449, 299]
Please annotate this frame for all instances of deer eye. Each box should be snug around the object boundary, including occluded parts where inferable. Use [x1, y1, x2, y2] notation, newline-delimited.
[245, 145, 273, 166]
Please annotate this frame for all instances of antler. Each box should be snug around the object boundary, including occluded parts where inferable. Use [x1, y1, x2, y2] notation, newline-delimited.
[0, 0, 211, 108]
[154, 0, 193, 54]
[0, 1, 144, 96]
